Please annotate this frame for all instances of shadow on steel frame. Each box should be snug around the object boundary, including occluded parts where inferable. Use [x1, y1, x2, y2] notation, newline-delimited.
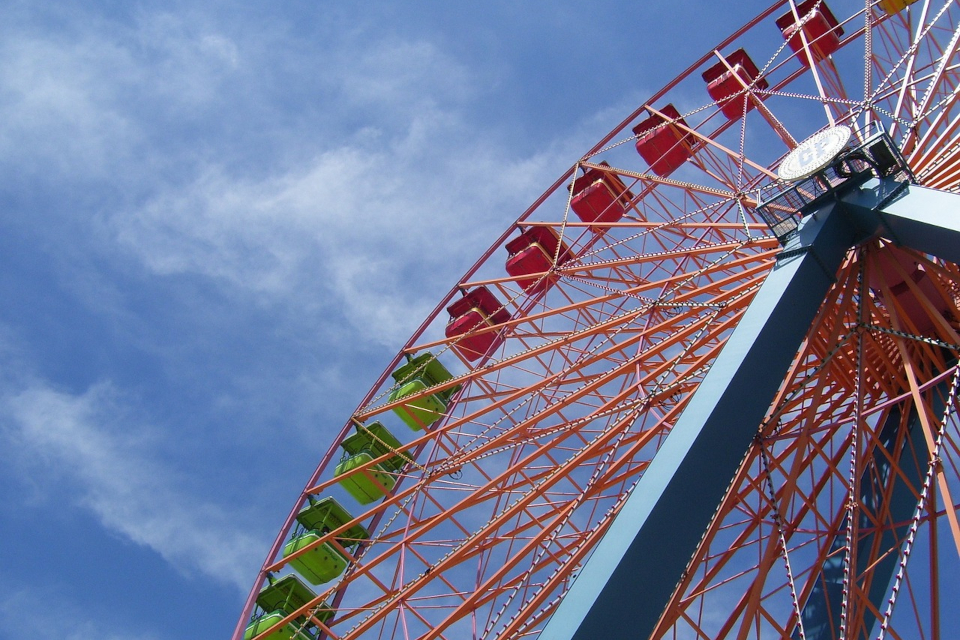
[541, 128, 960, 640]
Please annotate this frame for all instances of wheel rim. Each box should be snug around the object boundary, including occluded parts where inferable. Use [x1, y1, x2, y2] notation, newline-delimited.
[237, 1, 960, 639]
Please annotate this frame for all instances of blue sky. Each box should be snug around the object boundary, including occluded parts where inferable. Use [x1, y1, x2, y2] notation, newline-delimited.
[0, 1, 776, 638]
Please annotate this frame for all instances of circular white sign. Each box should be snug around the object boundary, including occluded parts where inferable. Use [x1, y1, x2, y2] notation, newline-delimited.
[777, 125, 852, 181]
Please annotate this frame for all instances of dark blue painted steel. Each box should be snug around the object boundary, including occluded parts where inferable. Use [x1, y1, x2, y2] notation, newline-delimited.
[844, 180, 960, 264]
[797, 399, 932, 639]
[539, 178, 960, 640]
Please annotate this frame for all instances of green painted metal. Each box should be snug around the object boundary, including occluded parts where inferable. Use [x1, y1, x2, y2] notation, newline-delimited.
[295, 496, 369, 544]
[340, 423, 412, 472]
[390, 352, 459, 396]
[244, 610, 314, 640]
[283, 531, 349, 585]
[388, 352, 462, 430]
[389, 379, 448, 429]
[334, 452, 396, 504]
[255, 574, 319, 615]
[248, 574, 332, 640]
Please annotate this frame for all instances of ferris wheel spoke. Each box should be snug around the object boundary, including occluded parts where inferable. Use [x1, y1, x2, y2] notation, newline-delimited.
[892, 5, 960, 161]
[911, 13, 960, 118]
[783, 0, 842, 126]
[648, 238, 956, 636]
[669, 109, 782, 181]
[689, 139, 756, 191]
[425, 467, 629, 638]
[342, 435, 633, 637]
[582, 161, 741, 201]
[683, 408, 852, 622]
[237, 2, 960, 639]
[870, 8, 934, 129]
[892, 344, 960, 558]
[444, 342, 704, 467]
[667, 415, 855, 636]
[910, 88, 960, 178]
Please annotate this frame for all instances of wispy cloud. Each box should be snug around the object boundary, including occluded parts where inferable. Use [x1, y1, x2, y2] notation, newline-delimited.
[334, 38, 475, 116]
[0, 581, 162, 640]
[0, 2, 697, 639]
[0, 8, 250, 185]
[1, 381, 263, 591]
[0, 0, 609, 602]
[0, 33, 139, 181]
[0, 9, 582, 349]
[112, 136, 568, 346]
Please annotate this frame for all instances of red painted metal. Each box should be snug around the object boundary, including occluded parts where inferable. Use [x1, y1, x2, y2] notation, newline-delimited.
[569, 162, 634, 226]
[632, 105, 695, 177]
[776, 0, 844, 67]
[504, 226, 573, 295]
[702, 48, 769, 119]
[444, 286, 511, 361]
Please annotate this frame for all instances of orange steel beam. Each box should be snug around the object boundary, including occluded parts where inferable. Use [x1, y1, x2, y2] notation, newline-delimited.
[332, 415, 653, 638]
[658, 415, 855, 639]
[375, 270, 766, 453]
[871, 261, 960, 558]
[420, 423, 676, 638]
[544, 175, 960, 639]
[435, 310, 747, 470]
[237, 9, 960, 638]
[897, 344, 960, 558]
[579, 161, 745, 201]
[381, 252, 772, 406]
[286, 398, 673, 622]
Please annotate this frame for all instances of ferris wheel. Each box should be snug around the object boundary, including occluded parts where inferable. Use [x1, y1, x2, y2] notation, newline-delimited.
[233, 1, 960, 639]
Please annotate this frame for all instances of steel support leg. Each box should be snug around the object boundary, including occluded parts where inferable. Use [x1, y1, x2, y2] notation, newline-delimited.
[540, 179, 960, 640]
[798, 180, 960, 639]
[798, 401, 932, 639]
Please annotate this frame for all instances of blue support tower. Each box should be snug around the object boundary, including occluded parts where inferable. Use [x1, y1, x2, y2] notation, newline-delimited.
[539, 150, 960, 639]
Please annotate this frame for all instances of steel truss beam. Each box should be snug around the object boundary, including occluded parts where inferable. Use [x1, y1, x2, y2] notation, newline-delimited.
[540, 179, 960, 640]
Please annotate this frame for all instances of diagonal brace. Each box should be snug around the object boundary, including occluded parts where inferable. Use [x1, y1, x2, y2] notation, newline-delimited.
[540, 178, 960, 640]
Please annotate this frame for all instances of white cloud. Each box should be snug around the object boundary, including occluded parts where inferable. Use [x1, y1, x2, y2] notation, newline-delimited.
[0, 382, 263, 591]
[0, 8, 601, 349]
[335, 39, 475, 115]
[0, 34, 139, 180]
[0, 10, 244, 183]
[0, 583, 161, 640]
[112, 118, 577, 346]
[132, 11, 242, 108]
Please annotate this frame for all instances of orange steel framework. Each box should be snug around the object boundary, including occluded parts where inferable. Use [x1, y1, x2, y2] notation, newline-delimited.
[235, 1, 960, 639]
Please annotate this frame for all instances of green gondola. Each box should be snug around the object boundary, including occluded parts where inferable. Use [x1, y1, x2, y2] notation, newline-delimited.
[334, 422, 413, 503]
[334, 451, 396, 504]
[282, 497, 369, 585]
[388, 352, 461, 430]
[244, 574, 332, 640]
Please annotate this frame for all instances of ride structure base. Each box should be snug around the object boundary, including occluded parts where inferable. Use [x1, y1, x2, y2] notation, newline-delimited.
[540, 179, 960, 640]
